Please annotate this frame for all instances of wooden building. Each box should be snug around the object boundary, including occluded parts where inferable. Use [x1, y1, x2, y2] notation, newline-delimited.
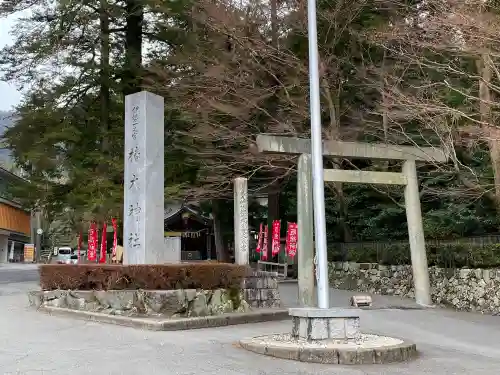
[164, 203, 214, 261]
[0, 167, 32, 263]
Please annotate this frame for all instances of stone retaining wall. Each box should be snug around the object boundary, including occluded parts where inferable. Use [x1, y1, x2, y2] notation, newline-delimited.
[28, 288, 249, 317]
[242, 271, 281, 308]
[28, 270, 282, 317]
[329, 262, 500, 314]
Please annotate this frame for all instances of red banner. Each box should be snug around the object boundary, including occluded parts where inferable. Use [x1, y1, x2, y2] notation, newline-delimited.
[111, 218, 118, 258]
[261, 225, 268, 260]
[271, 220, 281, 256]
[286, 222, 298, 258]
[77, 231, 82, 262]
[87, 222, 98, 261]
[256, 223, 263, 253]
[99, 222, 107, 263]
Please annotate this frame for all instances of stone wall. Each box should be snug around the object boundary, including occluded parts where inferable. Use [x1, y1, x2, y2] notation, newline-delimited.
[242, 270, 281, 308]
[28, 288, 250, 317]
[329, 262, 500, 314]
[28, 270, 282, 316]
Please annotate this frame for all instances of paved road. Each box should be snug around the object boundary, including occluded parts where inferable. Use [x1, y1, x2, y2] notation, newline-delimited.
[0, 264, 38, 284]
[2, 275, 500, 374]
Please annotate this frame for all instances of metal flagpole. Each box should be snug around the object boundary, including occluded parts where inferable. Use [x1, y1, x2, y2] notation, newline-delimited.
[306, 0, 330, 308]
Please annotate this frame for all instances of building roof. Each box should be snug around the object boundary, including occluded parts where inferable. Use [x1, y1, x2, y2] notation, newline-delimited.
[0, 166, 28, 184]
[164, 203, 212, 227]
[0, 166, 30, 211]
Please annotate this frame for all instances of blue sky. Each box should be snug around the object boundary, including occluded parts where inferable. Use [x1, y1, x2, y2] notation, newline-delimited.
[0, 15, 22, 112]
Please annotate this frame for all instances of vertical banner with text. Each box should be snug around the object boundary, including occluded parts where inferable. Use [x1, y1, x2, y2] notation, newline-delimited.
[87, 222, 98, 262]
[286, 222, 298, 258]
[111, 218, 118, 258]
[256, 223, 263, 254]
[261, 225, 269, 260]
[99, 222, 107, 263]
[271, 220, 281, 257]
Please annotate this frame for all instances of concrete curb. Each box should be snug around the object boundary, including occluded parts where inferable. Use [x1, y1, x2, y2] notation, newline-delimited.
[239, 335, 418, 364]
[37, 306, 290, 331]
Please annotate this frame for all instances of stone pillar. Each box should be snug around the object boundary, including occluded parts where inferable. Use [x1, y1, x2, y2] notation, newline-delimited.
[234, 177, 249, 265]
[8, 241, 14, 262]
[290, 308, 361, 341]
[124, 91, 173, 264]
[163, 237, 181, 263]
[403, 160, 432, 306]
[297, 154, 316, 307]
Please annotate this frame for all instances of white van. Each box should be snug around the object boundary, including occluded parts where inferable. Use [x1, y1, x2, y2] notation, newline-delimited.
[55, 247, 77, 264]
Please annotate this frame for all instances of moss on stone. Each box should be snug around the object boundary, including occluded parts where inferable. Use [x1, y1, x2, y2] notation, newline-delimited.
[228, 287, 242, 310]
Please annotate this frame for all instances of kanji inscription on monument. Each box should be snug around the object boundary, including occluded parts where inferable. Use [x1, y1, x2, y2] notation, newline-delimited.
[123, 91, 169, 264]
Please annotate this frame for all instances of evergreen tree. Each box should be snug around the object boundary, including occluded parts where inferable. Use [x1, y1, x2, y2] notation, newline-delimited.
[2, 0, 500, 247]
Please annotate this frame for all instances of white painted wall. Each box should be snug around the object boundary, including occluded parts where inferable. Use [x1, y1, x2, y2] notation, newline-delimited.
[0, 235, 9, 263]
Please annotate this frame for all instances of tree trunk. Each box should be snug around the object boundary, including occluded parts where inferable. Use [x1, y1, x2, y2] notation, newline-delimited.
[270, 0, 278, 48]
[488, 127, 500, 205]
[212, 200, 229, 262]
[97, 0, 111, 188]
[380, 50, 390, 171]
[100, 0, 110, 153]
[123, 0, 143, 96]
[322, 73, 352, 243]
[478, 54, 500, 208]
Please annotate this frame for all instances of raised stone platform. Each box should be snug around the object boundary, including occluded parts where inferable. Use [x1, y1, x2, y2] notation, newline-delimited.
[27, 271, 284, 330]
[239, 333, 417, 364]
[239, 307, 417, 364]
[28, 270, 282, 318]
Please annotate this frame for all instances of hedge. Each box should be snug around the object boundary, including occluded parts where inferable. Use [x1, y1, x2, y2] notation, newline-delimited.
[329, 243, 500, 268]
[39, 263, 250, 291]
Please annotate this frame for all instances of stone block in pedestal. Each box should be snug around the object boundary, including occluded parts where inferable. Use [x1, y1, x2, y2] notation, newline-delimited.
[289, 308, 361, 341]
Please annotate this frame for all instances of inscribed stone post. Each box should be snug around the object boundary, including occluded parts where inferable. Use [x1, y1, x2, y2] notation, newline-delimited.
[297, 154, 316, 307]
[123, 91, 176, 264]
[403, 160, 432, 306]
[234, 177, 249, 265]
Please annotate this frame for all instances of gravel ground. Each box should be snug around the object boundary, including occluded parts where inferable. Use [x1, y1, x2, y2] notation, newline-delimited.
[247, 333, 403, 349]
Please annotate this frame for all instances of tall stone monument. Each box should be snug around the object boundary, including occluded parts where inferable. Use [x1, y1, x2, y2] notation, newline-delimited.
[123, 91, 178, 264]
[234, 177, 249, 265]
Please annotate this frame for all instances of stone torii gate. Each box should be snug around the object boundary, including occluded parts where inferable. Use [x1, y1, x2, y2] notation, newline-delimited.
[256, 134, 448, 307]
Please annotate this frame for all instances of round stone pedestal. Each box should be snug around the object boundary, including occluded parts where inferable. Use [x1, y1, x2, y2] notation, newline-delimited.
[239, 307, 417, 364]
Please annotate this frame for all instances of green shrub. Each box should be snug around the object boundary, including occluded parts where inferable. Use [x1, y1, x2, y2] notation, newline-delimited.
[330, 243, 500, 268]
[39, 263, 250, 291]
